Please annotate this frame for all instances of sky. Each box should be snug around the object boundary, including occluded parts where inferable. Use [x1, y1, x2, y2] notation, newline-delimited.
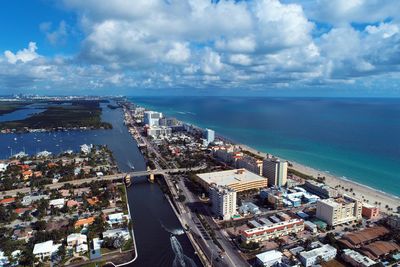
[0, 0, 400, 97]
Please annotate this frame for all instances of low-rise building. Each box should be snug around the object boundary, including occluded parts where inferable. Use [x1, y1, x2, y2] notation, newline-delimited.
[75, 217, 95, 228]
[255, 250, 283, 267]
[33, 240, 61, 260]
[67, 233, 88, 253]
[303, 180, 338, 199]
[239, 202, 260, 215]
[316, 195, 362, 226]
[102, 228, 130, 241]
[342, 249, 377, 267]
[339, 226, 389, 249]
[49, 198, 65, 209]
[106, 213, 129, 226]
[304, 221, 318, 234]
[241, 218, 304, 243]
[21, 194, 49, 206]
[361, 203, 380, 220]
[299, 244, 337, 267]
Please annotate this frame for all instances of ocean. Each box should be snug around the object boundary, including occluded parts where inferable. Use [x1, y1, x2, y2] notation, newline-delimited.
[131, 96, 400, 197]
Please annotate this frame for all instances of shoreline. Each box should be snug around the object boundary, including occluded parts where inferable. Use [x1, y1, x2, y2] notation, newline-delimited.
[239, 143, 400, 213]
[130, 101, 399, 213]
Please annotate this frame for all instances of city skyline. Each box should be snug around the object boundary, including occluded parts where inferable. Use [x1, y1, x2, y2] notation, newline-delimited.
[0, 0, 400, 97]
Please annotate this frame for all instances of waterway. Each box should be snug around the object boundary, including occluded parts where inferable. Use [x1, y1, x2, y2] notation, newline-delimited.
[0, 102, 200, 267]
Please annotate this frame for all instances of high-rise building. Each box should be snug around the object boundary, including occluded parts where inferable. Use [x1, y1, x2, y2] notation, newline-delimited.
[236, 154, 263, 176]
[209, 185, 237, 220]
[204, 128, 215, 145]
[262, 158, 287, 187]
[143, 111, 163, 127]
[316, 195, 362, 226]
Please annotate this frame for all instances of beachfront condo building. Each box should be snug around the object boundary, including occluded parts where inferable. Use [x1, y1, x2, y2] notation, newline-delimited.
[146, 126, 172, 139]
[205, 128, 215, 145]
[196, 169, 268, 193]
[316, 195, 362, 226]
[209, 185, 237, 220]
[262, 158, 288, 187]
[144, 111, 163, 127]
[236, 154, 263, 176]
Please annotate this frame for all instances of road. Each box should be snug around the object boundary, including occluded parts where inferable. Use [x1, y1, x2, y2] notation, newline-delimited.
[0, 166, 205, 197]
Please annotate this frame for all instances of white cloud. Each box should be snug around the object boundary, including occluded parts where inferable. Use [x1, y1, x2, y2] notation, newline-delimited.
[4, 42, 40, 64]
[201, 49, 224, 75]
[165, 42, 191, 64]
[1, 0, 400, 93]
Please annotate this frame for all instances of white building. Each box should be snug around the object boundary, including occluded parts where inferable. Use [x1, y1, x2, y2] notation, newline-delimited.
[144, 111, 163, 127]
[0, 163, 9, 173]
[80, 144, 93, 154]
[262, 158, 287, 187]
[67, 233, 88, 253]
[204, 128, 215, 145]
[146, 126, 172, 139]
[107, 212, 129, 226]
[239, 202, 260, 215]
[36, 150, 52, 158]
[209, 185, 237, 220]
[49, 198, 65, 209]
[304, 221, 318, 234]
[33, 240, 61, 260]
[299, 244, 337, 267]
[316, 195, 362, 226]
[0, 251, 9, 267]
[22, 195, 49, 206]
[256, 250, 283, 267]
[342, 249, 377, 267]
[102, 228, 130, 241]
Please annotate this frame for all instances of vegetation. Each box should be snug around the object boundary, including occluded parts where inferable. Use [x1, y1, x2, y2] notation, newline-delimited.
[288, 168, 315, 181]
[0, 102, 30, 115]
[0, 100, 112, 131]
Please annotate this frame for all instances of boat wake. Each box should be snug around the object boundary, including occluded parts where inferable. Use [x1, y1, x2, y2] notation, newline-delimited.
[127, 161, 135, 170]
[161, 222, 185, 236]
[170, 235, 197, 267]
[161, 221, 197, 267]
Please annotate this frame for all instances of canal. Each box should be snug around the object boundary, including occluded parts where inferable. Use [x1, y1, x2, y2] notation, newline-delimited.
[0, 101, 200, 267]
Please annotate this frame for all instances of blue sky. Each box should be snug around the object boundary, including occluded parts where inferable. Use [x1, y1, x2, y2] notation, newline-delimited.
[0, 0, 400, 97]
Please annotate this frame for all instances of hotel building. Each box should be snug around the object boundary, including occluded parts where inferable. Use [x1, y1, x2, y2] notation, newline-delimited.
[196, 169, 268, 193]
[209, 185, 237, 220]
[316, 195, 362, 226]
[262, 158, 288, 187]
[143, 111, 163, 127]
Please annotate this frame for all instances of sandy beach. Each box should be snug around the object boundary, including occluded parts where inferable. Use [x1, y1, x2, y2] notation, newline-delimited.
[239, 143, 400, 214]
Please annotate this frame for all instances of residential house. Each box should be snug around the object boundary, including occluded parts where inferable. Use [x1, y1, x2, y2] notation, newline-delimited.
[33, 241, 61, 260]
[67, 233, 88, 253]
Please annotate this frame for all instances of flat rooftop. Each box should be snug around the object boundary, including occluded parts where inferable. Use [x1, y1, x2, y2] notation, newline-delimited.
[197, 169, 266, 188]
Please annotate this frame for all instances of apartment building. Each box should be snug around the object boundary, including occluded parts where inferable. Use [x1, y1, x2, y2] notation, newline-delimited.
[316, 195, 362, 226]
[209, 185, 237, 220]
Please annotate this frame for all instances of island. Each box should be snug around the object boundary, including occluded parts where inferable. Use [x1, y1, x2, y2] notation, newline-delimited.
[0, 98, 112, 133]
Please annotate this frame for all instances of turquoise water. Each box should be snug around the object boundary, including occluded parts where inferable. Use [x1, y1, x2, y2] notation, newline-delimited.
[131, 96, 400, 197]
